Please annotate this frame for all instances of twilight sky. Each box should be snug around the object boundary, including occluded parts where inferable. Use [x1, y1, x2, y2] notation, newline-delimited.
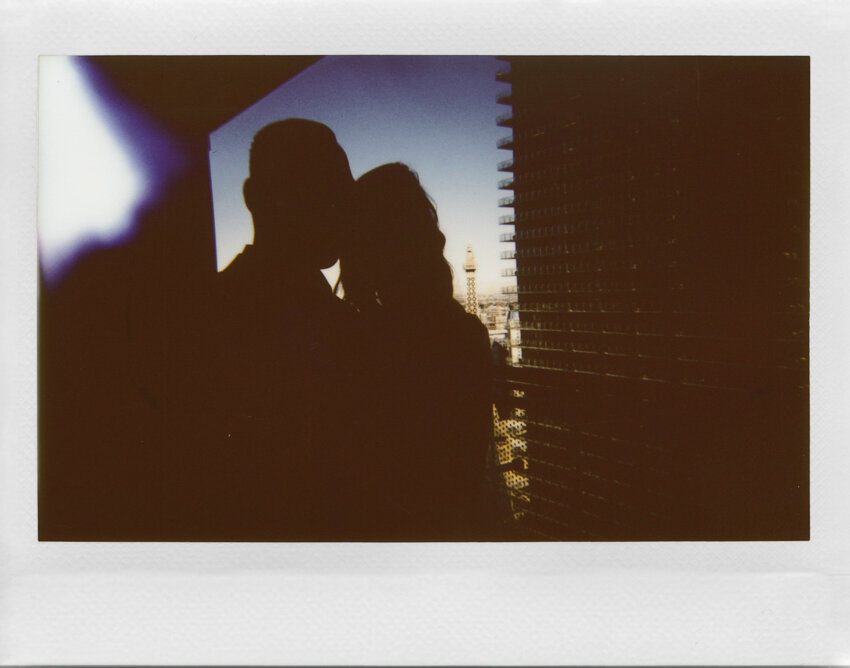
[209, 55, 512, 295]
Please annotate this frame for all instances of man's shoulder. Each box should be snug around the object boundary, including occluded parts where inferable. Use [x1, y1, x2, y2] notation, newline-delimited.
[218, 247, 255, 287]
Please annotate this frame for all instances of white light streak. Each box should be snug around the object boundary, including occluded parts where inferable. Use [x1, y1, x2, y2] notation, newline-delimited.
[38, 57, 145, 280]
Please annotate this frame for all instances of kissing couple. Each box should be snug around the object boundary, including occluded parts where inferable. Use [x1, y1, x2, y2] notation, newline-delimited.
[192, 118, 499, 541]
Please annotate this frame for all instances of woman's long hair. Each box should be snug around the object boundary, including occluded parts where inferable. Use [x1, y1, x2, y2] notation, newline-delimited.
[339, 163, 454, 311]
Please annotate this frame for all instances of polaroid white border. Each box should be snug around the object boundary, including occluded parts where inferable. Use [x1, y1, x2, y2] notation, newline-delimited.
[2, 0, 849, 664]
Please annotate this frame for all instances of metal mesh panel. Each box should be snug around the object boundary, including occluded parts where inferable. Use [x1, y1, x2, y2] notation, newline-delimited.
[494, 56, 808, 540]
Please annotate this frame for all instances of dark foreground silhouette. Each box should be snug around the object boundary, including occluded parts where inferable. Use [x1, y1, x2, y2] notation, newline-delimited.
[161, 119, 366, 539]
[41, 119, 365, 540]
[339, 163, 496, 540]
[40, 120, 499, 541]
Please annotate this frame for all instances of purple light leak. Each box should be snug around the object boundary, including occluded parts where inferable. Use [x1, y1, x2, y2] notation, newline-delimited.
[75, 58, 193, 191]
[38, 57, 191, 285]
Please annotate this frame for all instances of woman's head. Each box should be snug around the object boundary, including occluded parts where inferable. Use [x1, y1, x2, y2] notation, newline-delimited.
[340, 163, 454, 310]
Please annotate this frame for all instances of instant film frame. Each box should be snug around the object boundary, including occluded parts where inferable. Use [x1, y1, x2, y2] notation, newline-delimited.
[2, 0, 849, 664]
[37, 54, 809, 544]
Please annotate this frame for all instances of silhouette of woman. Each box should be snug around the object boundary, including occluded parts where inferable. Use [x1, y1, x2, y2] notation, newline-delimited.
[339, 163, 493, 540]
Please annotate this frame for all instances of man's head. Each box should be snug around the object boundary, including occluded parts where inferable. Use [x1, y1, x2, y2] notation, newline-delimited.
[243, 119, 354, 269]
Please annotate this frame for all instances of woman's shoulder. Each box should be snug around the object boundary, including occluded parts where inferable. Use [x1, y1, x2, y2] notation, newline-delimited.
[438, 301, 490, 350]
[446, 300, 487, 329]
[376, 299, 489, 349]
[462, 310, 490, 341]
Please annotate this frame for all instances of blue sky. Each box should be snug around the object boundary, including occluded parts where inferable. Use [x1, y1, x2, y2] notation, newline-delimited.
[209, 56, 511, 295]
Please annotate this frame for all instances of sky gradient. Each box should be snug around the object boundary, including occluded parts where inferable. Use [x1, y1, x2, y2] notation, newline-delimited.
[209, 56, 511, 295]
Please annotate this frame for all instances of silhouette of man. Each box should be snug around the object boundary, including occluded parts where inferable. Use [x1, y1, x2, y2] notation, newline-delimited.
[194, 119, 359, 539]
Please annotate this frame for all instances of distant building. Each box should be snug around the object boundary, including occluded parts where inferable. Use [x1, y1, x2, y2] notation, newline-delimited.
[507, 306, 522, 365]
[483, 304, 502, 329]
[481, 302, 510, 346]
[463, 243, 479, 316]
[496, 56, 809, 540]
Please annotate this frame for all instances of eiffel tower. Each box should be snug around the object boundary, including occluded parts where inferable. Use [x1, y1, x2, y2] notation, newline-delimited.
[463, 243, 478, 316]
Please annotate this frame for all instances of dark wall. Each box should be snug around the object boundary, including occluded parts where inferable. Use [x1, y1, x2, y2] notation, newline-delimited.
[501, 56, 808, 540]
